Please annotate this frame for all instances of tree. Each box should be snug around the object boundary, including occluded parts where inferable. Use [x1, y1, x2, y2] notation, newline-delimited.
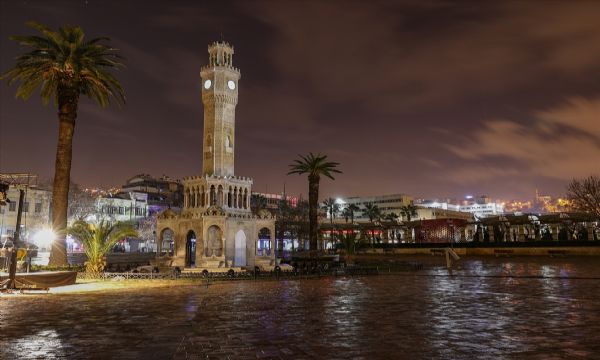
[322, 197, 340, 224]
[399, 204, 418, 222]
[68, 220, 136, 275]
[341, 203, 359, 224]
[362, 202, 381, 245]
[567, 175, 600, 219]
[67, 183, 98, 223]
[384, 212, 399, 222]
[2, 22, 125, 266]
[288, 153, 341, 252]
[322, 197, 340, 247]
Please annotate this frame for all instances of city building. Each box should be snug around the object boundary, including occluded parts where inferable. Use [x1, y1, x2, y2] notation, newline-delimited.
[334, 194, 413, 222]
[417, 195, 504, 218]
[94, 193, 149, 223]
[415, 207, 474, 222]
[156, 41, 275, 269]
[0, 184, 52, 248]
[251, 192, 299, 211]
[118, 174, 183, 215]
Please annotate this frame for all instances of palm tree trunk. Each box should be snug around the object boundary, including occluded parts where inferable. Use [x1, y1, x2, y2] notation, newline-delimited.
[48, 86, 78, 267]
[308, 174, 319, 252]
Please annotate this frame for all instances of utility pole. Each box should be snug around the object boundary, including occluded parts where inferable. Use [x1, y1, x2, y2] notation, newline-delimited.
[6, 189, 25, 289]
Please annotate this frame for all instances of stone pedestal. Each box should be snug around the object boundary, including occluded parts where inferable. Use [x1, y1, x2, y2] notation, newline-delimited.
[199, 256, 227, 269]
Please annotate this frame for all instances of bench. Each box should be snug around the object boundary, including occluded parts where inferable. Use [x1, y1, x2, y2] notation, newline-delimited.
[494, 249, 514, 257]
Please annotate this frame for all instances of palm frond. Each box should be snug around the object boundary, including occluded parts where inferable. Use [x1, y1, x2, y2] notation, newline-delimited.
[2, 21, 125, 108]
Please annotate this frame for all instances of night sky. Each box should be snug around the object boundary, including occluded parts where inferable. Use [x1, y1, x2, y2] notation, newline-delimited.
[1, 0, 599, 201]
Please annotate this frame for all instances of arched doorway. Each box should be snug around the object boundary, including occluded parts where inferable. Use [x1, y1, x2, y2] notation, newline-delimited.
[185, 230, 197, 267]
[257, 227, 271, 256]
[234, 230, 246, 266]
[160, 228, 174, 256]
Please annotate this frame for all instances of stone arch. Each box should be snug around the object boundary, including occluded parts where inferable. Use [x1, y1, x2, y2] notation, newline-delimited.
[227, 186, 232, 207]
[205, 225, 223, 257]
[185, 230, 197, 267]
[233, 187, 238, 208]
[243, 188, 248, 209]
[201, 186, 206, 207]
[257, 227, 272, 256]
[234, 230, 247, 266]
[217, 185, 224, 206]
[210, 185, 216, 206]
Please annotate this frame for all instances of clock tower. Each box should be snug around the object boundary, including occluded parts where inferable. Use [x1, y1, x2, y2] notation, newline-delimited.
[200, 41, 241, 177]
[157, 40, 275, 272]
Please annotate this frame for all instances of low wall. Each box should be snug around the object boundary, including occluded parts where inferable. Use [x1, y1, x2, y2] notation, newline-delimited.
[366, 247, 600, 256]
[68, 252, 157, 266]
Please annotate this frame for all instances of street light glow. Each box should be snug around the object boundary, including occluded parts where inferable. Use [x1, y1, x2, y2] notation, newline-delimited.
[33, 228, 56, 248]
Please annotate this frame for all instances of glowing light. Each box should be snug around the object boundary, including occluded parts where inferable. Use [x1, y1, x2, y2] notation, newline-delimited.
[33, 228, 56, 248]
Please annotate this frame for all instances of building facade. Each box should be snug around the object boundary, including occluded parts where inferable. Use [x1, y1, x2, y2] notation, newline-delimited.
[417, 195, 504, 218]
[0, 185, 52, 246]
[94, 194, 149, 223]
[156, 41, 275, 270]
[119, 174, 183, 212]
[335, 194, 413, 222]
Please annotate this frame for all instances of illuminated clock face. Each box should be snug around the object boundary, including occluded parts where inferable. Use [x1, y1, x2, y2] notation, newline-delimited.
[227, 80, 236, 90]
[203, 79, 212, 89]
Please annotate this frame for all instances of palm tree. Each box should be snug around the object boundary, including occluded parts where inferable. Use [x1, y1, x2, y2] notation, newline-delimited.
[322, 197, 340, 224]
[362, 202, 381, 246]
[399, 204, 418, 242]
[322, 197, 340, 248]
[2, 22, 125, 266]
[288, 153, 341, 252]
[399, 204, 418, 222]
[68, 220, 137, 275]
[384, 212, 399, 222]
[343, 203, 359, 224]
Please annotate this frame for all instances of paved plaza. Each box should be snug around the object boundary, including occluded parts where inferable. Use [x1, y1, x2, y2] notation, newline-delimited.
[1, 257, 600, 359]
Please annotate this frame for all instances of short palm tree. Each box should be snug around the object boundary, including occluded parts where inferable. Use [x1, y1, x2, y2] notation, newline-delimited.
[288, 153, 341, 252]
[68, 220, 137, 275]
[2, 22, 125, 266]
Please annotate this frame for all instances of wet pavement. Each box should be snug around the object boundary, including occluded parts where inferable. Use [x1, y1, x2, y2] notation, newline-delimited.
[1, 256, 600, 359]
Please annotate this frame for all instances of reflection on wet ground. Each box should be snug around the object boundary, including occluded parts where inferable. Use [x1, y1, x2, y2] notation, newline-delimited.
[1, 257, 600, 359]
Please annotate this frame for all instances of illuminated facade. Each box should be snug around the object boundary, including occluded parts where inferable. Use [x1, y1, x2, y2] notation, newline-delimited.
[0, 185, 51, 243]
[335, 194, 413, 222]
[156, 42, 275, 270]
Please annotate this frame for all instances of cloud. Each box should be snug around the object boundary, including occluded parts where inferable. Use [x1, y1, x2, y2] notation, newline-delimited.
[447, 96, 600, 182]
[244, 1, 600, 111]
